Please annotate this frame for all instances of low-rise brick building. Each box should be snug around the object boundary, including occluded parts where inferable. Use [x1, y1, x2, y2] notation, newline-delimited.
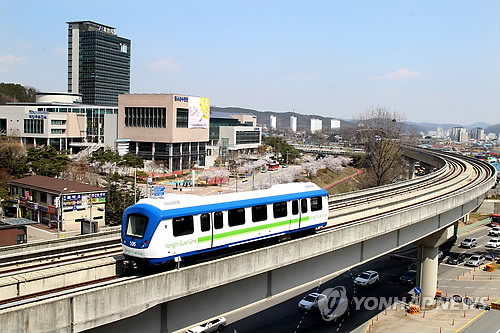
[8, 176, 106, 232]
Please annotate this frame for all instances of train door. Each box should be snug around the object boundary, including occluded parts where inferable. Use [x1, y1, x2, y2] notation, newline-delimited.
[292, 200, 300, 229]
[198, 213, 213, 250]
[300, 198, 308, 229]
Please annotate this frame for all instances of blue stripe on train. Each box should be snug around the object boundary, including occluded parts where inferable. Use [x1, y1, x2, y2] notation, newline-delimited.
[146, 222, 327, 265]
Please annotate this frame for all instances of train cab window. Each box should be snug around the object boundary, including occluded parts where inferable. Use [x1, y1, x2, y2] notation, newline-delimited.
[301, 199, 308, 213]
[292, 200, 299, 215]
[311, 196, 323, 211]
[252, 205, 267, 222]
[172, 216, 194, 236]
[214, 211, 223, 229]
[126, 214, 148, 239]
[228, 208, 245, 227]
[273, 201, 288, 218]
[200, 213, 210, 232]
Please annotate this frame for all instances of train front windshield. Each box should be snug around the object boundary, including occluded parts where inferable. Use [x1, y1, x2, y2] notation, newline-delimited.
[492, 214, 500, 226]
[126, 214, 148, 239]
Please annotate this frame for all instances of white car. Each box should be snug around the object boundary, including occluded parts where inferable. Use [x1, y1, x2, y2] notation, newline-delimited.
[298, 292, 326, 311]
[354, 270, 380, 287]
[486, 238, 500, 248]
[186, 317, 226, 333]
[488, 227, 500, 237]
[466, 254, 485, 267]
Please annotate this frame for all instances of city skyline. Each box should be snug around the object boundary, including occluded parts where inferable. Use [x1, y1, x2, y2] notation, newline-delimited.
[0, 0, 498, 125]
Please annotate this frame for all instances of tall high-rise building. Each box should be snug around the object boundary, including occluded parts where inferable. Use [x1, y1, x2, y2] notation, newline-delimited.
[311, 118, 322, 132]
[67, 21, 131, 106]
[270, 115, 277, 129]
[290, 116, 297, 132]
[330, 119, 340, 129]
[470, 127, 484, 141]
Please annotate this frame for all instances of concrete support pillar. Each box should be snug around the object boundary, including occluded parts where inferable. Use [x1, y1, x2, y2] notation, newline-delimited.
[417, 245, 438, 308]
[415, 225, 455, 309]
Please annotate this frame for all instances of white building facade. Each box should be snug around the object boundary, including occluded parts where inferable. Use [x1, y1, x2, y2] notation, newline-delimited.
[290, 116, 297, 132]
[311, 118, 322, 132]
[270, 115, 277, 129]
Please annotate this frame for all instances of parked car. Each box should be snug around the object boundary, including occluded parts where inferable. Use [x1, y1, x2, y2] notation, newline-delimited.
[186, 317, 226, 333]
[466, 254, 485, 267]
[460, 237, 477, 249]
[488, 227, 500, 237]
[447, 253, 466, 265]
[298, 292, 326, 311]
[354, 270, 379, 287]
[438, 250, 444, 260]
[399, 270, 417, 284]
[486, 238, 500, 248]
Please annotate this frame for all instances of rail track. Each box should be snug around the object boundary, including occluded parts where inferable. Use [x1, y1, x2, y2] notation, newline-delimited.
[0, 148, 495, 310]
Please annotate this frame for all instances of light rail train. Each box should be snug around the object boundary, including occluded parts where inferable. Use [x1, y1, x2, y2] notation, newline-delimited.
[121, 182, 328, 267]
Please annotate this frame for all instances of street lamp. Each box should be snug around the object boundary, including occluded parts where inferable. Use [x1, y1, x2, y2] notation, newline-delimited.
[58, 187, 67, 239]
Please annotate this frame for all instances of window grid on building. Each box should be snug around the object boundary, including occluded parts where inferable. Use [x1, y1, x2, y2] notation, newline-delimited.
[24, 119, 44, 134]
[124, 107, 166, 128]
[176, 108, 188, 128]
[235, 131, 260, 145]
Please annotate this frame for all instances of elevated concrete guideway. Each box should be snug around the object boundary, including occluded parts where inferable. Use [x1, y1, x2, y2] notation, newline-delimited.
[0, 149, 496, 333]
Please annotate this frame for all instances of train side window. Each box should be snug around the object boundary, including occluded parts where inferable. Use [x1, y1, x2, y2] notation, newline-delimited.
[273, 201, 287, 218]
[214, 211, 223, 229]
[200, 213, 210, 232]
[292, 200, 299, 215]
[311, 196, 323, 211]
[301, 199, 308, 213]
[228, 208, 245, 227]
[172, 216, 194, 236]
[252, 204, 267, 222]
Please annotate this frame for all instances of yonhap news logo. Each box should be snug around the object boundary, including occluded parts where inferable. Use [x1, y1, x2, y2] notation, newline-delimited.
[318, 286, 349, 321]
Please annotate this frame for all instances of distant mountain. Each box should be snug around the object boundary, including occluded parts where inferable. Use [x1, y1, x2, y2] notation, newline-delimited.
[485, 124, 500, 134]
[211, 106, 355, 132]
[210, 106, 497, 135]
[406, 121, 497, 134]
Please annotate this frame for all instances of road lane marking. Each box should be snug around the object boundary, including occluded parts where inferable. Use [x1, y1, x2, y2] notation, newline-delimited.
[454, 297, 500, 333]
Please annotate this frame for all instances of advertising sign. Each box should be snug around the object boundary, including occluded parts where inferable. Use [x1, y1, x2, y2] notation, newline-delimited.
[188, 97, 209, 129]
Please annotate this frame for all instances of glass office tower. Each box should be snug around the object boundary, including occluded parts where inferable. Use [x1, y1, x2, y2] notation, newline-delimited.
[67, 21, 131, 106]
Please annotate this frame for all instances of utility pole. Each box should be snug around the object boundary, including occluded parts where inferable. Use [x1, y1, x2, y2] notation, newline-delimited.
[58, 187, 67, 239]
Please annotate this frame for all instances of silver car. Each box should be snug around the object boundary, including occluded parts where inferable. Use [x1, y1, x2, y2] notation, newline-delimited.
[466, 254, 485, 267]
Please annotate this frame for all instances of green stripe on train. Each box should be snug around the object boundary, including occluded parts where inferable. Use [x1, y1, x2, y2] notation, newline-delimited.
[198, 216, 310, 243]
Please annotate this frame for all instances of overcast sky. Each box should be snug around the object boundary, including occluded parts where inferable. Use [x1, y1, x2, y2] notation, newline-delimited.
[1, 0, 498, 125]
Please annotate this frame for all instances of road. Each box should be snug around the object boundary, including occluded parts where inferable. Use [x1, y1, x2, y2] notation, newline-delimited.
[223, 222, 500, 333]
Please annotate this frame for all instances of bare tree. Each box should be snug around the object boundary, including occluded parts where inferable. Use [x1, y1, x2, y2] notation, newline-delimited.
[357, 107, 407, 187]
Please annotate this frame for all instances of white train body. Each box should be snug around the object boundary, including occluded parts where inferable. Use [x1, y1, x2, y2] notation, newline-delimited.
[121, 182, 328, 266]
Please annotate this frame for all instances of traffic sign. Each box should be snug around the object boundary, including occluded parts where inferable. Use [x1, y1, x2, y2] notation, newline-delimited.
[463, 297, 473, 306]
[154, 185, 165, 196]
[453, 295, 462, 303]
[413, 287, 421, 295]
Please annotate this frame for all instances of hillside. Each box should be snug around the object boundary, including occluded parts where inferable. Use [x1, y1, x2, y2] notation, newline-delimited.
[211, 106, 355, 132]
[0, 83, 37, 104]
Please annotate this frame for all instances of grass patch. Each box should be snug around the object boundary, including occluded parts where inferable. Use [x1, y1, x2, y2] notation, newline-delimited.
[305, 167, 362, 195]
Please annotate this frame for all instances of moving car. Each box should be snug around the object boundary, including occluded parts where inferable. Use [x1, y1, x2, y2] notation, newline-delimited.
[186, 317, 226, 333]
[486, 238, 500, 248]
[298, 292, 326, 311]
[460, 237, 477, 249]
[466, 254, 485, 267]
[354, 270, 379, 287]
[446, 253, 466, 265]
[399, 270, 417, 284]
[488, 227, 500, 237]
